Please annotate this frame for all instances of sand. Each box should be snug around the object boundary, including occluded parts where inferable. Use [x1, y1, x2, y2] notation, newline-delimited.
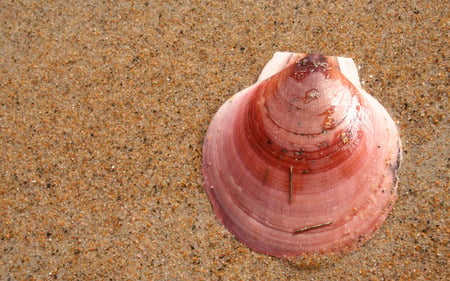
[0, 0, 448, 280]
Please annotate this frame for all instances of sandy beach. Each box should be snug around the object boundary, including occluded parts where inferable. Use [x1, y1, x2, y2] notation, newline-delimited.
[1, 0, 448, 280]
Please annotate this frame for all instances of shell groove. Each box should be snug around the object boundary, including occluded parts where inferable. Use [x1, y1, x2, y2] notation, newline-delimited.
[202, 52, 401, 257]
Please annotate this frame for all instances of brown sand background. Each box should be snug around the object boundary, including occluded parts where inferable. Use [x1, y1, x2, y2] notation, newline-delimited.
[1, 0, 448, 280]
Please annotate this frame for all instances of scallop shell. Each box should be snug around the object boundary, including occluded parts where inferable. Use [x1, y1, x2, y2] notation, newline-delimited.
[202, 52, 401, 257]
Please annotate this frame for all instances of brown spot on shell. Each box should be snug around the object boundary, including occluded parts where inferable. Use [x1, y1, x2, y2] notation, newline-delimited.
[292, 54, 333, 81]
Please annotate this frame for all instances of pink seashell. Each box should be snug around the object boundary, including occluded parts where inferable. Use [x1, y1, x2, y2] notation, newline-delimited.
[202, 52, 402, 258]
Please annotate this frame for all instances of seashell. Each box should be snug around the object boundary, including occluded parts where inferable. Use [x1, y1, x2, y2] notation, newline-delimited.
[202, 52, 402, 258]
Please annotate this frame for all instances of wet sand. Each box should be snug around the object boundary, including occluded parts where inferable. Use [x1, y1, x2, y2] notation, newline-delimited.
[1, 1, 448, 280]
